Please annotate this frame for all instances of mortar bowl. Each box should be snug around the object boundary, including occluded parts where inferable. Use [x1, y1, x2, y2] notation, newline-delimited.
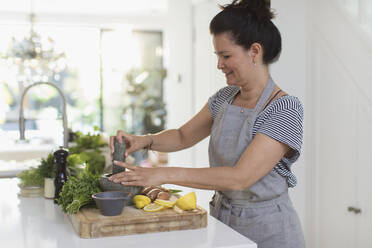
[99, 174, 142, 205]
[92, 191, 131, 216]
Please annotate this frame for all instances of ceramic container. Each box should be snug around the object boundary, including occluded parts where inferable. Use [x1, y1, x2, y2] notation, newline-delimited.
[92, 191, 131, 216]
[44, 178, 55, 199]
[18, 185, 44, 197]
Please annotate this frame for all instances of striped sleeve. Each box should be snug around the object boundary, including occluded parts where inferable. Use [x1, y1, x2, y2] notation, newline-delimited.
[255, 96, 304, 164]
[208, 86, 239, 119]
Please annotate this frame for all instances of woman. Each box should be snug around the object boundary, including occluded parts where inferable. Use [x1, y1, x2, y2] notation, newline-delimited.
[109, 0, 305, 247]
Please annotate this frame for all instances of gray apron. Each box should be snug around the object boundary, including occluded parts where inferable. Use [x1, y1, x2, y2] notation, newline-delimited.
[208, 78, 305, 248]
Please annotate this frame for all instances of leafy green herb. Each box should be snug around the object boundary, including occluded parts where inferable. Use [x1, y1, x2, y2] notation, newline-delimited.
[37, 153, 56, 179]
[57, 167, 101, 214]
[169, 189, 183, 194]
[78, 151, 105, 175]
[67, 128, 108, 176]
[18, 167, 44, 187]
[68, 128, 106, 154]
[66, 154, 85, 177]
[18, 153, 55, 186]
[67, 153, 84, 167]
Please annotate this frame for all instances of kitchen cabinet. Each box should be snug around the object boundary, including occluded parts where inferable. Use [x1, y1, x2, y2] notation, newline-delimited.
[355, 94, 372, 247]
[0, 178, 256, 248]
[312, 31, 372, 248]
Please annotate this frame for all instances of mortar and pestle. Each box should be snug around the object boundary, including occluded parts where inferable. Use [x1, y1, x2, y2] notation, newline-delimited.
[98, 137, 142, 206]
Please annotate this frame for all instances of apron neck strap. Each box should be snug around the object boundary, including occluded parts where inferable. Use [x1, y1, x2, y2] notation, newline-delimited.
[253, 77, 275, 113]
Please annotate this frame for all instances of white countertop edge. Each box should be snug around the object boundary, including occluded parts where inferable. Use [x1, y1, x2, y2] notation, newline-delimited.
[0, 178, 257, 248]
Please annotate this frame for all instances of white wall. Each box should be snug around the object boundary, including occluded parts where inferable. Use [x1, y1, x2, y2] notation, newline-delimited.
[192, 1, 225, 168]
[163, 0, 194, 167]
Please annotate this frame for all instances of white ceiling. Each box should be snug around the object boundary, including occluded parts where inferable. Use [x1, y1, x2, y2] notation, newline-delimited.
[0, 0, 168, 15]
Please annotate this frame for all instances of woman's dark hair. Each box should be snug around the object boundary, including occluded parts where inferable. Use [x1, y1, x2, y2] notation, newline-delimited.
[210, 0, 281, 64]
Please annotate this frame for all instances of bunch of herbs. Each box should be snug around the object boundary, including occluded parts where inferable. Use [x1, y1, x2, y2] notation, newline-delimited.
[56, 166, 101, 214]
[68, 127, 107, 154]
[66, 153, 85, 177]
[37, 153, 56, 179]
[18, 153, 55, 187]
[68, 127, 108, 176]
[78, 151, 106, 175]
[18, 167, 44, 187]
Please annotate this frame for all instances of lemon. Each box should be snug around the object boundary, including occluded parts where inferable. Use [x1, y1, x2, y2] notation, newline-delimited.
[143, 203, 164, 212]
[133, 195, 151, 209]
[175, 192, 197, 211]
[154, 199, 176, 208]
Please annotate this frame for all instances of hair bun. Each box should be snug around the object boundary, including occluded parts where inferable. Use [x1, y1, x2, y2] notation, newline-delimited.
[223, 0, 274, 21]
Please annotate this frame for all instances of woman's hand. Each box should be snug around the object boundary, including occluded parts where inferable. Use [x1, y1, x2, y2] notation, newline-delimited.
[108, 161, 165, 187]
[109, 130, 152, 157]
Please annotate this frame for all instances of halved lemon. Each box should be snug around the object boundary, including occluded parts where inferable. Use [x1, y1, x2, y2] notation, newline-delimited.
[143, 203, 164, 212]
[175, 192, 197, 211]
[154, 199, 176, 208]
[133, 195, 151, 209]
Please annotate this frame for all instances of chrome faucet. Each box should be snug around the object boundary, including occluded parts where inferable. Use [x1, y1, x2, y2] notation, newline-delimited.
[19, 82, 68, 148]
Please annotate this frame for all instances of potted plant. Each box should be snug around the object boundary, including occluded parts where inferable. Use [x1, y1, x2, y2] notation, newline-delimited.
[66, 154, 85, 178]
[68, 127, 108, 175]
[37, 153, 57, 199]
[17, 167, 44, 197]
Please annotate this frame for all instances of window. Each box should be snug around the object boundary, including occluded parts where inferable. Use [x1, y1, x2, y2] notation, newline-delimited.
[102, 29, 166, 136]
[0, 24, 101, 145]
[0, 24, 165, 146]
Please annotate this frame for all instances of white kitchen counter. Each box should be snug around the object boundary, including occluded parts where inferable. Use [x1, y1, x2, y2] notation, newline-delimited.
[0, 178, 256, 248]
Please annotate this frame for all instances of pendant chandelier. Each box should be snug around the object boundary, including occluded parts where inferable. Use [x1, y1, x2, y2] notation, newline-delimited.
[4, 6, 66, 86]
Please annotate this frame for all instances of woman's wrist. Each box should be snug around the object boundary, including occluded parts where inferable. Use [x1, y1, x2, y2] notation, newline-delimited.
[145, 134, 154, 150]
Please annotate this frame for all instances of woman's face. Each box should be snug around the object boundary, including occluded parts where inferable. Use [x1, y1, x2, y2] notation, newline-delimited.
[213, 32, 254, 86]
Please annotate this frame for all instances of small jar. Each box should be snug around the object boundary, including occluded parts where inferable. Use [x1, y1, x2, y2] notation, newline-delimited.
[44, 178, 55, 199]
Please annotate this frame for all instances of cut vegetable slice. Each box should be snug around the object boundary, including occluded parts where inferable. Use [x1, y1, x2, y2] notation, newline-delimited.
[143, 203, 164, 212]
[154, 199, 176, 208]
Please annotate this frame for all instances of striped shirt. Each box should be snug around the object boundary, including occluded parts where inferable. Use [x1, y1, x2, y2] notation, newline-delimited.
[208, 86, 304, 187]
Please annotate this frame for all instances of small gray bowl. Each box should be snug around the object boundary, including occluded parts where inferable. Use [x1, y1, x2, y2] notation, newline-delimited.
[92, 191, 131, 216]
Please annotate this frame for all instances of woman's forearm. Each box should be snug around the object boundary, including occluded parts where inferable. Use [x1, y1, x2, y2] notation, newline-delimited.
[149, 129, 187, 152]
[163, 166, 248, 191]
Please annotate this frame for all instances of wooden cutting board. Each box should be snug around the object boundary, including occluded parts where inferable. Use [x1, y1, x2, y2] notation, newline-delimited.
[67, 205, 207, 238]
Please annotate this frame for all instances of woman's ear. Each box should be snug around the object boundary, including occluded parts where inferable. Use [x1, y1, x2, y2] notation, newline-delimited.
[249, 43, 263, 64]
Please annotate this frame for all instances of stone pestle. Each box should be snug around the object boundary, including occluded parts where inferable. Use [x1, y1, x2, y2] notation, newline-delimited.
[98, 137, 142, 203]
[112, 136, 126, 174]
